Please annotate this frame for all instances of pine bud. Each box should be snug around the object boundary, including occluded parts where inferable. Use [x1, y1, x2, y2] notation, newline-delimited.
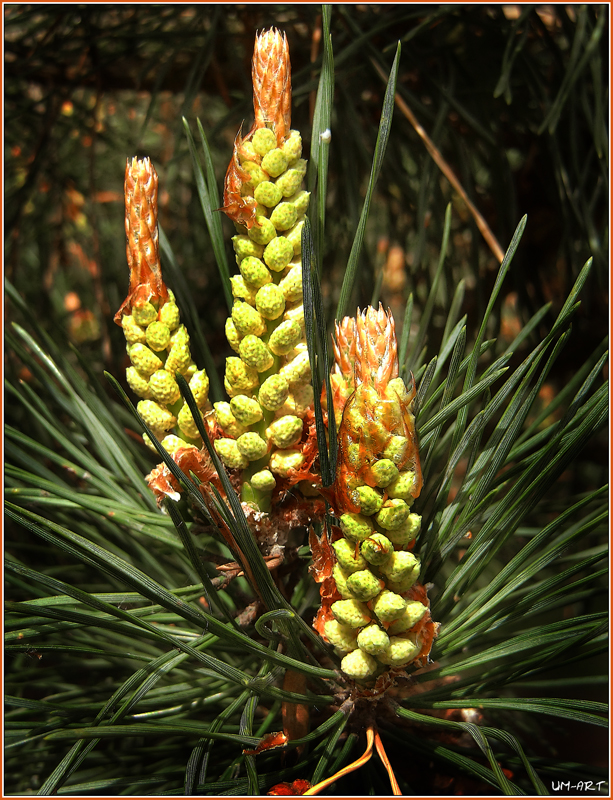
[189, 369, 210, 408]
[333, 564, 357, 599]
[158, 301, 181, 330]
[386, 513, 421, 548]
[145, 320, 171, 351]
[268, 319, 302, 355]
[254, 180, 282, 208]
[232, 235, 265, 262]
[137, 399, 176, 436]
[250, 469, 276, 491]
[177, 403, 202, 441]
[353, 485, 383, 516]
[270, 201, 297, 231]
[132, 301, 157, 327]
[380, 551, 420, 584]
[248, 216, 276, 245]
[232, 301, 267, 337]
[251, 127, 277, 155]
[122, 315, 147, 344]
[261, 148, 288, 177]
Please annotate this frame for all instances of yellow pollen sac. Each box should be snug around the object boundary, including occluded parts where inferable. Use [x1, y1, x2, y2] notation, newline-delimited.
[340, 648, 378, 679]
[145, 320, 170, 352]
[129, 343, 163, 376]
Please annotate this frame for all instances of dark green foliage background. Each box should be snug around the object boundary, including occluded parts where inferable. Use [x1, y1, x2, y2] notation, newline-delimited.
[5, 5, 608, 796]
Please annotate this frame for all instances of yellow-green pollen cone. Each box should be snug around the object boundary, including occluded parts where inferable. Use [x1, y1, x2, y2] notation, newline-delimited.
[217, 30, 313, 513]
[317, 307, 432, 682]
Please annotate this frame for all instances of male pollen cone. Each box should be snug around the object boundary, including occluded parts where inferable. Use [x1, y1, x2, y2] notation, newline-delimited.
[114, 157, 168, 323]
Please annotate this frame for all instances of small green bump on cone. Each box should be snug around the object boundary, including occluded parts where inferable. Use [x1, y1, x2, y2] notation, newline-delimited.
[387, 470, 417, 501]
[346, 569, 385, 602]
[341, 648, 378, 679]
[132, 301, 158, 326]
[225, 357, 260, 393]
[248, 216, 276, 245]
[340, 512, 374, 543]
[236, 431, 269, 461]
[254, 180, 282, 208]
[278, 264, 303, 302]
[232, 301, 267, 337]
[387, 601, 428, 635]
[158, 301, 181, 330]
[330, 599, 372, 629]
[126, 366, 151, 398]
[268, 319, 302, 356]
[361, 533, 393, 566]
[258, 373, 290, 411]
[377, 635, 421, 667]
[380, 551, 420, 583]
[239, 256, 272, 288]
[148, 369, 181, 405]
[323, 619, 358, 652]
[356, 623, 390, 655]
[332, 537, 368, 574]
[353, 485, 383, 515]
[267, 415, 303, 448]
[371, 590, 407, 623]
[129, 343, 163, 376]
[239, 334, 274, 372]
[386, 513, 422, 548]
[263, 236, 294, 272]
[375, 498, 411, 530]
[122, 315, 147, 344]
[250, 469, 276, 492]
[269, 448, 306, 477]
[333, 564, 357, 599]
[137, 399, 176, 435]
[232, 235, 265, 262]
[214, 438, 249, 469]
[230, 395, 263, 425]
[255, 284, 286, 320]
[270, 202, 297, 231]
[370, 458, 400, 488]
[252, 127, 277, 156]
[261, 148, 288, 177]
[189, 370, 210, 408]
